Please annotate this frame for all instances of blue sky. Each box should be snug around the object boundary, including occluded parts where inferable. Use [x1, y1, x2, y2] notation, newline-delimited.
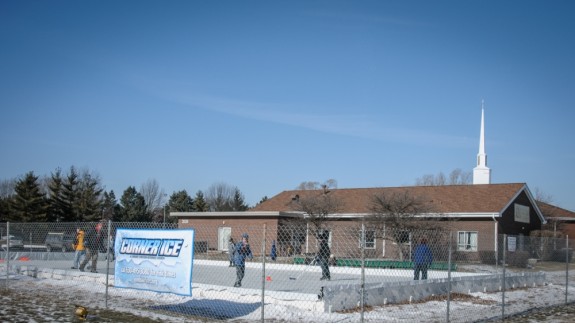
[1, 1, 574, 211]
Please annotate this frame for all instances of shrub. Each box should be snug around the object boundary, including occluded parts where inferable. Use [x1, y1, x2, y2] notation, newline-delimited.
[506, 251, 530, 268]
[478, 250, 497, 264]
[552, 248, 573, 262]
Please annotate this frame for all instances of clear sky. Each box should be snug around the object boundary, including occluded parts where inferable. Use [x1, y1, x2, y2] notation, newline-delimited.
[1, 1, 574, 211]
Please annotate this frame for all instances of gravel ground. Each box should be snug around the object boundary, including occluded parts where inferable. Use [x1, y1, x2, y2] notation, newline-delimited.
[468, 261, 575, 323]
[0, 280, 188, 323]
[1, 261, 573, 322]
[2, 277, 573, 323]
[0, 288, 163, 323]
[2, 280, 574, 323]
[497, 302, 575, 323]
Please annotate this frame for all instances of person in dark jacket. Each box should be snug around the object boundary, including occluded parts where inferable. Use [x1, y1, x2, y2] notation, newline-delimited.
[413, 237, 433, 280]
[317, 229, 331, 281]
[105, 235, 115, 261]
[233, 233, 253, 287]
[79, 221, 105, 273]
[270, 240, 277, 261]
[228, 237, 235, 267]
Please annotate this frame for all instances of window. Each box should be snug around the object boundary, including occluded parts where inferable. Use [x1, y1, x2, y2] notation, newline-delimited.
[391, 230, 411, 245]
[514, 204, 530, 223]
[397, 230, 410, 244]
[457, 231, 478, 251]
[359, 229, 376, 249]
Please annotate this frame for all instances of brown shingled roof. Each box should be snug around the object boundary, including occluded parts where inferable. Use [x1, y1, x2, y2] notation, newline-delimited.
[250, 183, 528, 214]
[537, 201, 575, 219]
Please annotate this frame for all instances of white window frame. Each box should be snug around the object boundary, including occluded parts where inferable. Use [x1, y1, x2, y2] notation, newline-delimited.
[359, 229, 376, 249]
[457, 231, 478, 252]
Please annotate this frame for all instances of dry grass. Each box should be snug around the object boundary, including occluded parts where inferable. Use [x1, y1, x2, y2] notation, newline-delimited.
[413, 292, 497, 305]
[0, 286, 164, 323]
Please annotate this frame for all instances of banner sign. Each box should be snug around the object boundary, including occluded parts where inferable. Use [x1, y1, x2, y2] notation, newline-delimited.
[507, 236, 517, 252]
[114, 228, 195, 296]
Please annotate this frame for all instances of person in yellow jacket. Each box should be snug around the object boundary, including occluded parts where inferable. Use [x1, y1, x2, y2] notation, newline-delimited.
[71, 228, 85, 269]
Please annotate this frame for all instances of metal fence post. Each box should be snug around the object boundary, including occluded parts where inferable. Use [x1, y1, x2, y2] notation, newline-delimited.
[261, 224, 266, 323]
[566, 235, 570, 305]
[502, 234, 506, 320]
[105, 219, 112, 308]
[360, 222, 365, 323]
[5, 222, 9, 289]
[447, 231, 452, 323]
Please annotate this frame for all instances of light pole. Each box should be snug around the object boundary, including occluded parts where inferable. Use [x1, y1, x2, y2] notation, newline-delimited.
[163, 193, 168, 224]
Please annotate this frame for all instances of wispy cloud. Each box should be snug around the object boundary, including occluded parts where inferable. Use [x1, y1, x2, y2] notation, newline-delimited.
[160, 89, 473, 148]
[303, 10, 424, 28]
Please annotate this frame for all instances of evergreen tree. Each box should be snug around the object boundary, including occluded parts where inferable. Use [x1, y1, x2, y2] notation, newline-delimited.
[0, 196, 13, 222]
[169, 190, 194, 212]
[119, 186, 149, 222]
[77, 170, 103, 221]
[11, 171, 47, 222]
[193, 190, 209, 212]
[47, 168, 65, 222]
[102, 190, 120, 221]
[0, 178, 15, 222]
[205, 182, 249, 211]
[258, 196, 269, 205]
[60, 166, 79, 222]
[232, 187, 249, 211]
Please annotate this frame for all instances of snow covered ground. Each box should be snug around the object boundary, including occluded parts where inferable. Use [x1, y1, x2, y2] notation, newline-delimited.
[1, 262, 574, 322]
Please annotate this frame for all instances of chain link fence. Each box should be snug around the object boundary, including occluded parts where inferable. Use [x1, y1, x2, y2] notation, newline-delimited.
[1, 221, 573, 322]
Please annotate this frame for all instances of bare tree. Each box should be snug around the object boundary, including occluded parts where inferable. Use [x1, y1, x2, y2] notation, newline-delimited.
[534, 187, 553, 204]
[435, 172, 446, 185]
[529, 229, 559, 260]
[140, 179, 166, 219]
[415, 168, 471, 186]
[415, 174, 435, 186]
[324, 179, 338, 189]
[297, 181, 320, 190]
[279, 189, 342, 257]
[205, 182, 237, 211]
[533, 188, 563, 233]
[534, 189, 568, 245]
[289, 189, 342, 235]
[296, 179, 338, 191]
[0, 178, 16, 199]
[366, 189, 447, 260]
[448, 168, 472, 185]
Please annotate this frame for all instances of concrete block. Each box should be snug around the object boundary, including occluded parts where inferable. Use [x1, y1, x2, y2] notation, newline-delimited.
[322, 272, 546, 312]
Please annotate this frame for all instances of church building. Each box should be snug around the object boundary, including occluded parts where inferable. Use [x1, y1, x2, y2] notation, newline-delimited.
[174, 104, 554, 262]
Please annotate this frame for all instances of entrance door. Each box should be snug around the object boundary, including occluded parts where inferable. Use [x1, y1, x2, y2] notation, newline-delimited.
[218, 227, 232, 251]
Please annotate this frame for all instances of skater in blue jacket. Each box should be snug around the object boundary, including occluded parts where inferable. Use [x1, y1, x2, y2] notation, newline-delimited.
[413, 237, 433, 280]
[233, 233, 253, 287]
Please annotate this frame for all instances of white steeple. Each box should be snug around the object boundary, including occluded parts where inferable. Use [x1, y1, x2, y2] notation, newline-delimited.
[473, 100, 491, 184]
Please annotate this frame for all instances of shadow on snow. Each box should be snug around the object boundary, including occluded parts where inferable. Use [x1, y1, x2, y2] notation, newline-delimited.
[149, 299, 261, 320]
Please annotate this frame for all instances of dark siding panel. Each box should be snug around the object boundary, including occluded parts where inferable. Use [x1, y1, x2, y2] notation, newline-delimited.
[500, 191, 542, 235]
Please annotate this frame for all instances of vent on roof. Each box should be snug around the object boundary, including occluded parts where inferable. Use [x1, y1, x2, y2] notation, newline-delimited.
[292, 194, 300, 201]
